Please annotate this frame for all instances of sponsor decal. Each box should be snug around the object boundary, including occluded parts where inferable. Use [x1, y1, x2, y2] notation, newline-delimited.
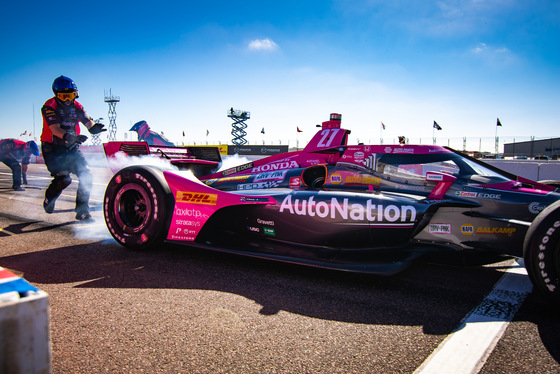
[330, 173, 342, 184]
[426, 174, 444, 181]
[247, 226, 260, 233]
[254, 170, 287, 182]
[263, 227, 276, 236]
[176, 191, 217, 205]
[205, 175, 251, 185]
[460, 224, 516, 235]
[239, 196, 270, 202]
[429, 223, 452, 234]
[252, 160, 299, 173]
[175, 219, 201, 227]
[222, 162, 254, 176]
[289, 177, 301, 189]
[279, 195, 417, 222]
[170, 235, 196, 241]
[456, 191, 478, 198]
[461, 224, 475, 235]
[384, 147, 392, 153]
[354, 152, 365, 160]
[392, 148, 414, 154]
[343, 175, 382, 186]
[174, 208, 204, 218]
[476, 227, 517, 235]
[261, 147, 282, 154]
[455, 191, 501, 200]
[237, 181, 279, 190]
[174, 228, 197, 235]
[257, 218, 275, 226]
[478, 193, 501, 200]
[529, 202, 548, 215]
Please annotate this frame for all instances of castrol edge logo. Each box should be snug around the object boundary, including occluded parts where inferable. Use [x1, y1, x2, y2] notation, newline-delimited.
[176, 191, 218, 205]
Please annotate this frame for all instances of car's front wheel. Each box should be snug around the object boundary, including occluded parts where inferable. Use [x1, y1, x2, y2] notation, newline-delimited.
[524, 200, 560, 306]
[104, 166, 174, 250]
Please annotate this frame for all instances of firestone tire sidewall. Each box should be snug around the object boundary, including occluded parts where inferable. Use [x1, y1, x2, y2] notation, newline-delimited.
[524, 200, 560, 307]
[104, 166, 172, 250]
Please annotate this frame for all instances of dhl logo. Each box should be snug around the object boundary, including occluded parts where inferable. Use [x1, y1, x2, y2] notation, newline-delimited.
[176, 191, 218, 205]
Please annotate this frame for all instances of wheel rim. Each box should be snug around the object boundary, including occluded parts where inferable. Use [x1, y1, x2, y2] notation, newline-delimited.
[114, 183, 153, 234]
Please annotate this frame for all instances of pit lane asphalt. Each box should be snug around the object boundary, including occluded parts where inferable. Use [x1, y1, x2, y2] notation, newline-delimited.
[0, 163, 558, 373]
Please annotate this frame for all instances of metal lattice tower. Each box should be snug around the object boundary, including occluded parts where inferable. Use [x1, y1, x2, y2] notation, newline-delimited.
[91, 117, 105, 146]
[227, 108, 250, 145]
[104, 89, 120, 142]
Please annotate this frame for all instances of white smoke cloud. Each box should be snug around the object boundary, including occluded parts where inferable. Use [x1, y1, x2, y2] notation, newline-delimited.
[107, 152, 179, 173]
[217, 154, 253, 172]
[73, 152, 252, 241]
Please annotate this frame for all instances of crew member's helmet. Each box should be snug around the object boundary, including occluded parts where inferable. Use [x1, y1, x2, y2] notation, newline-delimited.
[52, 75, 79, 102]
[24, 141, 40, 156]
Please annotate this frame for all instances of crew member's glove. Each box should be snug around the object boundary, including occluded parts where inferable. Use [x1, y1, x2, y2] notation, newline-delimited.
[89, 123, 107, 135]
[22, 174, 27, 185]
[63, 133, 88, 145]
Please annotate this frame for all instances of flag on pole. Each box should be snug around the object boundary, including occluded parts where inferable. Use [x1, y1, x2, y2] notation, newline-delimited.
[433, 121, 442, 130]
[206, 129, 209, 136]
[381, 122, 385, 130]
[297, 127, 303, 133]
[182, 131, 185, 137]
[20, 130, 27, 136]
[497, 118, 502, 127]
[261, 128, 265, 134]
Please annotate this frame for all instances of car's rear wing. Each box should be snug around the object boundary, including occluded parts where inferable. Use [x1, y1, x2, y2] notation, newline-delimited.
[103, 141, 222, 177]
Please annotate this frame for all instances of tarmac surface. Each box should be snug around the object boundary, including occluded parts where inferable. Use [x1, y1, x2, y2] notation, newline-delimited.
[0, 161, 559, 373]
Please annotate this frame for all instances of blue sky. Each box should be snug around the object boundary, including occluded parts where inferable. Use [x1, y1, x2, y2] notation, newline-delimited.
[1, 0, 559, 150]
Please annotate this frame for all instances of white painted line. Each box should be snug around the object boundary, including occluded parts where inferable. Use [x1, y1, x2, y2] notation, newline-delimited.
[414, 259, 532, 374]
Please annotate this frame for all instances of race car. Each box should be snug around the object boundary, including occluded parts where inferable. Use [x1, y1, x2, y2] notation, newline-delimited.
[103, 113, 560, 306]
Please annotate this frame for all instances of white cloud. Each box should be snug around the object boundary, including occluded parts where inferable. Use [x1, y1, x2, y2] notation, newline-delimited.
[470, 42, 516, 65]
[248, 38, 279, 52]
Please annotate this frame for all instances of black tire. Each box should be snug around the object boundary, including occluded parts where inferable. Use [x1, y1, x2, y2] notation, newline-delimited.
[523, 200, 560, 306]
[104, 166, 174, 250]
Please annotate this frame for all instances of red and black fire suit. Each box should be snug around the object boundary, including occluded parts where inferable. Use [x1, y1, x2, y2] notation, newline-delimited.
[0, 139, 31, 189]
[41, 97, 93, 215]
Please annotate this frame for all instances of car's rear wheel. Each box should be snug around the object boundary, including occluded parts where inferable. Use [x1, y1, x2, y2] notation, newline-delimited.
[104, 166, 173, 250]
[524, 200, 560, 306]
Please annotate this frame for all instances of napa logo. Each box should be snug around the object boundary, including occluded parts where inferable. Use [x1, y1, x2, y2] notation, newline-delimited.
[330, 173, 342, 184]
[461, 224, 475, 235]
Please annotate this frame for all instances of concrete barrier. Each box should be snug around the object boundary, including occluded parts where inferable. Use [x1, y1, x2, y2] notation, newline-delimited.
[484, 160, 560, 181]
[0, 267, 50, 374]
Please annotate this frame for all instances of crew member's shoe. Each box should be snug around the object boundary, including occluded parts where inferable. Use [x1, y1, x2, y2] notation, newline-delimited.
[75, 211, 92, 221]
[13, 186, 25, 191]
[43, 197, 56, 213]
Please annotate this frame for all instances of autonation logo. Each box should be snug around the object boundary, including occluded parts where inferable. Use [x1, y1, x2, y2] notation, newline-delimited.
[279, 195, 416, 222]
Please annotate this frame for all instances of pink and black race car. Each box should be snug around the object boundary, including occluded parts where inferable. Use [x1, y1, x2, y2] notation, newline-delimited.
[103, 114, 560, 306]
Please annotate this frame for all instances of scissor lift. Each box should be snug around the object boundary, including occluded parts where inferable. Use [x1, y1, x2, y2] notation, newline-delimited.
[227, 108, 250, 145]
